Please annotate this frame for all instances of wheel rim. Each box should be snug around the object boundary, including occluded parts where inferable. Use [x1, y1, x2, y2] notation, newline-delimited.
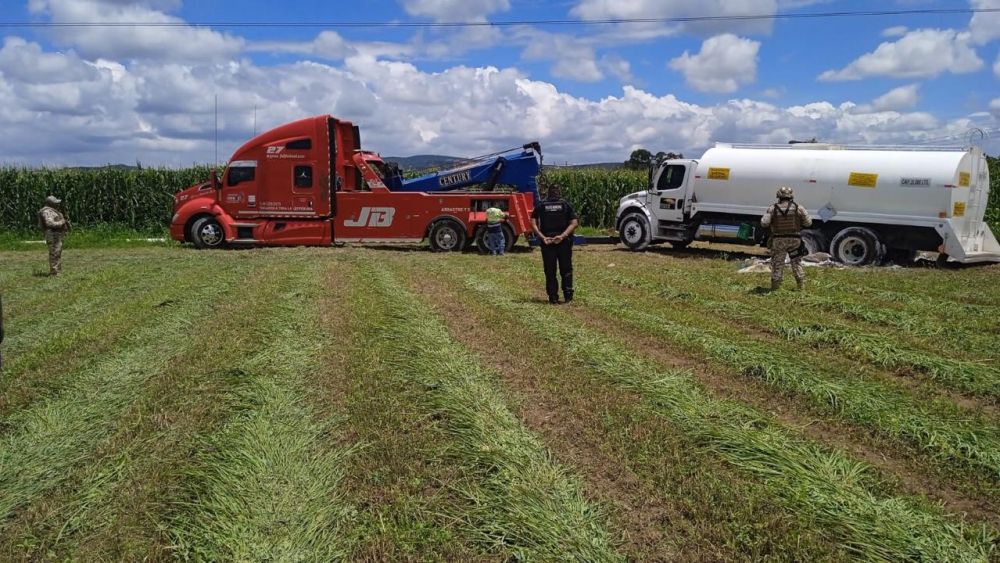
[622, 219, 643, 245]
[837, 236, 869, 265]
[198, 223, 223, 246]
[435, 225, 460, 251]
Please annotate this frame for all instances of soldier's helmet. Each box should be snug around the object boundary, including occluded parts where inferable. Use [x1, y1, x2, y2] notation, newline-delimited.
[776, 186, 794, 200]
[45, 195, 62, 206]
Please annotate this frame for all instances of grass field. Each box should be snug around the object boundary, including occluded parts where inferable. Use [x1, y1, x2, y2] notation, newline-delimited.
[0, 243, 998, 560]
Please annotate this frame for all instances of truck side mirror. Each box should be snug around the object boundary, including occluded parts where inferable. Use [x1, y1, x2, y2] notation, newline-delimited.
[210, 169, 221, 190]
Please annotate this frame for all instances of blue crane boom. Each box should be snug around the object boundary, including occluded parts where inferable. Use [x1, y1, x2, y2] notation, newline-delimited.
[385, 143, 542, 202]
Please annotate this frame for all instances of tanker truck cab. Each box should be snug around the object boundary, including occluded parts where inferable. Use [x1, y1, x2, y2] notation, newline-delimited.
[617, 158, 698, 250]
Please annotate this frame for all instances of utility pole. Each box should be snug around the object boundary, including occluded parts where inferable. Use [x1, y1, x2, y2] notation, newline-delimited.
[214, 94, 219, 166]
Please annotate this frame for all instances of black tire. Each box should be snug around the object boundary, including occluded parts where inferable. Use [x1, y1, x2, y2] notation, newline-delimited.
[830, 226, 884, 266]
[476, 224, 516, 254]
[801, 229, 827, 256]
[190, 216, 226, 249]
[887, 248, 918, 265]
[429, 220, 466, 252]
[504, 228, 518, 253]
[619, 213, 651, 251]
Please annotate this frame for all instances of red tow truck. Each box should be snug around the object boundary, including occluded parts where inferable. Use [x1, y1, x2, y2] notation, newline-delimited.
[170, 115, 542, 251]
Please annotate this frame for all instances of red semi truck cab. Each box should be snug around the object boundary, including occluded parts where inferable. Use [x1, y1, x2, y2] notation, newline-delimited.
[171, 115, 537, 251]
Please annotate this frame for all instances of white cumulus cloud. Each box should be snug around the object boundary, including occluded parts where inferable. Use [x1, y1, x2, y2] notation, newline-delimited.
[571, 0, 778, 36]
[870, 84, 920, 112]
[668, 34, 760, 93]
[969, 0, 1000, 44]
[881, 26, 908, 38]
[401, 0, 510, 22]
[28, 0, 243, 62]
[0, 35, 997, 166]
[819, 28, 983, 81]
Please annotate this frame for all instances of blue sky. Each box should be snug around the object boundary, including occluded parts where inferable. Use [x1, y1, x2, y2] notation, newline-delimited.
[0, 0, 998, 166]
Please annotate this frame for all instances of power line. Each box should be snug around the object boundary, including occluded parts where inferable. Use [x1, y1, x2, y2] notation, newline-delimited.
[1, 7, 998, 29]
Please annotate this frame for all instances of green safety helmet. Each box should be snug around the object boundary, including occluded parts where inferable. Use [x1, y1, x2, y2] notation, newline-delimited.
[45, 195, 62, 206]
[776, 186, 794, 200]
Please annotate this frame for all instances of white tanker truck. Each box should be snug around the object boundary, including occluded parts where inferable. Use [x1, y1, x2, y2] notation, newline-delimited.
[615, 143, 999, 265]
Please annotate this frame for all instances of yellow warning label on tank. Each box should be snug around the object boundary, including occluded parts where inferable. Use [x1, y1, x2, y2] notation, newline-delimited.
[954, 202, 966, 217]
[848, 172, 878, 188]
[958, 172, 970, 187]
[707, 167, 730, 180]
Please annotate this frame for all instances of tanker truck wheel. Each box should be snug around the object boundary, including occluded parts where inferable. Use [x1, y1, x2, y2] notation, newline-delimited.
[190, 216, 226, 249]
[429, 220, 466, 252]
[801, 229, 827, 256]
[619, 213, 651, 251]
[830, 227, 884, 266]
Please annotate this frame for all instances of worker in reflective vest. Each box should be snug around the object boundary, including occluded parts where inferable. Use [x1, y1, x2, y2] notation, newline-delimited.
[531, 184, 579, 304]
[761, 186, 812, 291]
[485, 206, 508, 256]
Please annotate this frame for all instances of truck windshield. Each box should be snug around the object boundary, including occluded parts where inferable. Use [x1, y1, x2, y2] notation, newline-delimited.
[365, 159, 388, 180]
[656, 165, 686, 191]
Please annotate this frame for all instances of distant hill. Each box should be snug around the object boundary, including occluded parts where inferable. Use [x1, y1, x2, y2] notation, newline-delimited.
[68, 164, 141, 171]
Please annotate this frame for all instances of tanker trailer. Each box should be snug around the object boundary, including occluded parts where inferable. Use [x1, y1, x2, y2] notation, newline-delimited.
[615, 143, 999, 265]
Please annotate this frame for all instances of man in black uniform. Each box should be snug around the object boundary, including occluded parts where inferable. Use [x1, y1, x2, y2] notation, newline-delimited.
[531, 184, 578, 304]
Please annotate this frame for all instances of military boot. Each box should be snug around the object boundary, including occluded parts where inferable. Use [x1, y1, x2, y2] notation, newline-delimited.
[795, 279, 805, 291]
[770, 279, 781, 291]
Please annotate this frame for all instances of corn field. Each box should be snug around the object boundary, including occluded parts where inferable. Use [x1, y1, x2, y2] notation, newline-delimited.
[0, 167, 210, 231]
[544, 168, 646, 229]
[0, 160, 997, 232]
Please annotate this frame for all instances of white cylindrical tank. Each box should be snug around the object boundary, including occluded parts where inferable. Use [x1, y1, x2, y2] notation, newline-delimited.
[689, 143, 997, 261]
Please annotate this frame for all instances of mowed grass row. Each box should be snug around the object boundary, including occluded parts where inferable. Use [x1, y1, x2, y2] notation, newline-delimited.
[587, 259, 999, 400]
[340, 258, 622, 560]
[491, 255, 1000, 482]
[0, 253, 221, 416]
[0, 252, 255, 531]
[388, 255, 848, 560]
[814, 260, 1000, 309]
[607, 249, 998, 361]
[1, 253, 338, 559]
[167, 257, 358, 561]
[404, 254, 997, 561]
[0, 251, 364, 560]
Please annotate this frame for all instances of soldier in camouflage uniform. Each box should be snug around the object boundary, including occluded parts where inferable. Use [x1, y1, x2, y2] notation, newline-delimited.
[38, 195, 69, 276]
[761, 186, 811, 290]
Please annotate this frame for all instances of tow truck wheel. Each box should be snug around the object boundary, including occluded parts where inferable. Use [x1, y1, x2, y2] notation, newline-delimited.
[429, 220, 466, 252]
[830, 226, 884, 266]
[190, 216, 226, 249]
[502, 225, 517, 253]
[619, 213, 651, 251]
[475, 224, 517, 254]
